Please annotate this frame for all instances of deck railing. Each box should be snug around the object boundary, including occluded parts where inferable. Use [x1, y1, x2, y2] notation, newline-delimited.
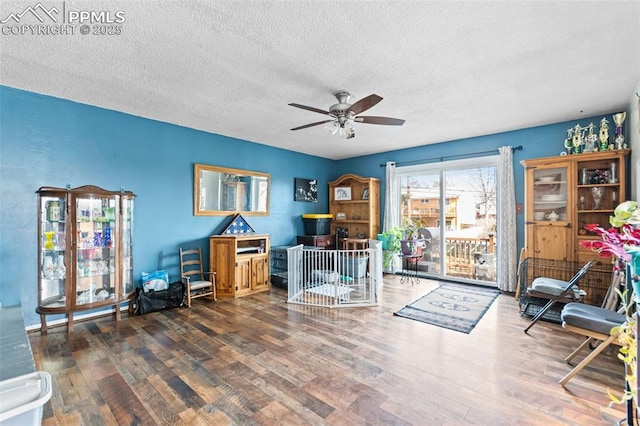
[419, 235, 495, 281]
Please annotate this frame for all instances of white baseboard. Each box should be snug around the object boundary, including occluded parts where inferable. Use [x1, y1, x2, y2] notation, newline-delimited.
[26, 304, 131, 332]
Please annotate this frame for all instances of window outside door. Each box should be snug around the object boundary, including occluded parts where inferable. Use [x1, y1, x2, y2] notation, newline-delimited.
[397, 156, 498, 286]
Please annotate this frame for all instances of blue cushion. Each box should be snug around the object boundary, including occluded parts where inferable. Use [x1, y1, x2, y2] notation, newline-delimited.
[560, 303, 626, 335]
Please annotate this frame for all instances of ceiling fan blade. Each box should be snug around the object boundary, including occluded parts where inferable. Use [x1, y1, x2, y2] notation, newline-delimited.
[288, 103, 331, 116]
[291, 120, 333, 131]
[348, 94, 383, 115]
[356, 116, 405, 126]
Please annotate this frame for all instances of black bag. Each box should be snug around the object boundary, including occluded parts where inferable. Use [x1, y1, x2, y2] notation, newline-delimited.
[132, 281, 185, 315]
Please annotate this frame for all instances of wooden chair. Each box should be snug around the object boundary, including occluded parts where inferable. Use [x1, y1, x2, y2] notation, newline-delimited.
[559, 302, 625, 385]
[179, 247, 216, 307]
[523, 260, 597, 333]
[558, 268, 626, 385]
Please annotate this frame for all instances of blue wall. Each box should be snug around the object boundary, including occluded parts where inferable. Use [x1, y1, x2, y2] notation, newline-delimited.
[335, 116, 622, 263]
[0, 85, 620, 327]
[0, 86, 335, 326]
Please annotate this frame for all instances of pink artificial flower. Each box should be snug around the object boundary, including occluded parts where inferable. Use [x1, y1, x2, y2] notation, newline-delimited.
[580, 223, 640, 266]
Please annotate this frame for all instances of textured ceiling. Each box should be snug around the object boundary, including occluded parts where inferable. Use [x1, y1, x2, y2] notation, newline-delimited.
[1, 1, 639, 160]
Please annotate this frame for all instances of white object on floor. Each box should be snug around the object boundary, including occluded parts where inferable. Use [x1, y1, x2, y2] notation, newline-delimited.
[306, 283, 354, 298]
[0, 371, 52, 426]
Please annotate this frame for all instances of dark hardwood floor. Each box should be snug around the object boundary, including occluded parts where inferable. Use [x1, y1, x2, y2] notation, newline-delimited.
[29, 277, 627, 425]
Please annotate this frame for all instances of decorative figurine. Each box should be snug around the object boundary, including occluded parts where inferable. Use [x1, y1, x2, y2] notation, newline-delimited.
[570, 124, 585, 154]
[93, 231, 102, 248]
[104, 227, 112, 247]
[583, 122, 597, 152]
[44, 231, 56, 250]
[598, 117, 610, 151]
[612, 112, 626, 149]
[591, 186, 603, 210]
[563, 129, 573, 154]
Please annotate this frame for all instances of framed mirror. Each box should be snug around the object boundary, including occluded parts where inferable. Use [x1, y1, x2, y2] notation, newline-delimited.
[194, 164, 270, 216]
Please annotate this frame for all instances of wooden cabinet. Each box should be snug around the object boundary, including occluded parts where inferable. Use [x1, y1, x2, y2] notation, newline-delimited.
[329, 174, 380, 244]
[36, 185, 135, 333]
[209, 234, 270, 298]
[522, 149, 630, 262]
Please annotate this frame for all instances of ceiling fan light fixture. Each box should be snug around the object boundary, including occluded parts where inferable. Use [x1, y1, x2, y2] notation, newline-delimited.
[340, 119, 355, 139]
[324, 120, 339, 135]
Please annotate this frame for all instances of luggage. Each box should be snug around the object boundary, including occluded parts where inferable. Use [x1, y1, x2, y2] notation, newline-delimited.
[131, 281, 185, 315]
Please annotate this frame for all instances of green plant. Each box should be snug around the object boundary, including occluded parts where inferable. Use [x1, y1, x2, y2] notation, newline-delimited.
[380, 226, 403, 271]
[608, 291, 637, 405]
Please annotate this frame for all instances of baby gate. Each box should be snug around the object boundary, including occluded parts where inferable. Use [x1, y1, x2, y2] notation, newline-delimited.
[286, 241, 382, 307]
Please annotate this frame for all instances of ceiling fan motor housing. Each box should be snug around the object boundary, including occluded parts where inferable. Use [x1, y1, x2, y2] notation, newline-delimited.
[330, 91, 355, 125]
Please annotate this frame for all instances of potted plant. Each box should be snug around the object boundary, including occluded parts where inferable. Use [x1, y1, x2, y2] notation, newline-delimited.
[401, 223, 420, 255]
[581, 201, 640, 405]
[379, 226, 403, 272]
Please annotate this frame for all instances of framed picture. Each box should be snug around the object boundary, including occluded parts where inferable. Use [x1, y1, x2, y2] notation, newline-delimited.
[294, 178, 317, 202]
[334, 187, 351, 201]
[336, 212, 346, 220]
[362, 188, 369, 200]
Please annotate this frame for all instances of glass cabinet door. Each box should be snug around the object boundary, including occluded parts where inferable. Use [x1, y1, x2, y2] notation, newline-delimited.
[576, 156, 623, 245]
[532, 167, 568, 222]
[75, 195, 117, 306]
[39, 195, 67, 308]
[121, 197, 134, 297]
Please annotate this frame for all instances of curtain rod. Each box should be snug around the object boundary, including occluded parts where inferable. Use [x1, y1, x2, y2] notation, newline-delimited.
[379, 145, 523, 167]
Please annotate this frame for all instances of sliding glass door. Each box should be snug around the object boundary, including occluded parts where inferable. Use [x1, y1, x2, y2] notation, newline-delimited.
[396, 156, 499, 286]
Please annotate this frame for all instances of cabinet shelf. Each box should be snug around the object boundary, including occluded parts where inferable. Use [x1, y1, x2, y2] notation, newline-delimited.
[577, 183, 619, 188]
[534, 201, 567, 205]
[236, 250, 265, 256]
[577, 209, 614, 214]
[329, 174, 380, 243]
[535, 181, 567, 185]
[576, 235, 600, 240]
[77, 246, 115, 251]
[332, 200, 370, 204]
[334, 219, 370, 224]
[40, 296, 65, 307]
[77, 272, 113, 278]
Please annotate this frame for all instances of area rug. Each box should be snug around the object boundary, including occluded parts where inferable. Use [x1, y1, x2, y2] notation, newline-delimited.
[394, 283, 500, 333]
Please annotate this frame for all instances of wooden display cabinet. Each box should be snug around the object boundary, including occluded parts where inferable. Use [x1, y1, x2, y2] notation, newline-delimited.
[522, 149, 630, 263]
[36, 185, 135, 333]
[209, 234, 270, 298]
[329, 174, 380, 245]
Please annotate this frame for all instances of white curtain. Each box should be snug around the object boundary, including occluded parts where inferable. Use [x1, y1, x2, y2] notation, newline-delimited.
[497, 146, 517, 291]
[383, 161, 398, 232]
[383, 161, 400, 273]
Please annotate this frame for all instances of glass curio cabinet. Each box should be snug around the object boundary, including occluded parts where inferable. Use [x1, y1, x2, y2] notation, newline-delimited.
[36, 185, 135, 333]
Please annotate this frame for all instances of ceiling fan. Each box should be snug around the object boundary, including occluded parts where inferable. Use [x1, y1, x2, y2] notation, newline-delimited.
[288, 91, 405, 139]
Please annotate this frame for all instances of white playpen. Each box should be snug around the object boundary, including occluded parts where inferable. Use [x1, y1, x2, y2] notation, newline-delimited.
[286, 239, 382, 307]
